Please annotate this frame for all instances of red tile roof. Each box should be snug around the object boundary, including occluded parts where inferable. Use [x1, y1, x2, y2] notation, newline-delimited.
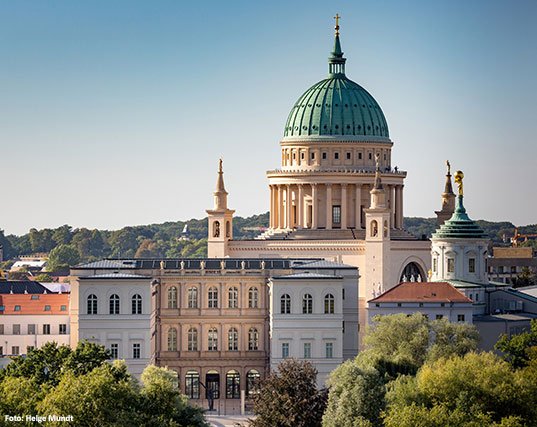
[368, 282, 472, 304]
[0, 294, 69, 315]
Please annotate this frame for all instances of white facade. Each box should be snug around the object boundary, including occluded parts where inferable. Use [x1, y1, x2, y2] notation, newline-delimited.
[70, 273, 151, 378]
[268, 262, 359, 386]
[367, 301, 474, 324]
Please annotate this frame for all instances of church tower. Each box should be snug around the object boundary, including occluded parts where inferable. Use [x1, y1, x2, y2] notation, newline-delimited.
[206, 159, 235, 258]
[431, 170, 488, 285]
[364, 155, 392, 298]
[435, 160, 456, 226]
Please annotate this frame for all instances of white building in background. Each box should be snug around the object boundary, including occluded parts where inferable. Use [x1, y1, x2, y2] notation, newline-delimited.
[269, 261, 358, 386]
[0, 281, 70, 368]
[69, 265, 152, 377]
[367, 281, 474, 324]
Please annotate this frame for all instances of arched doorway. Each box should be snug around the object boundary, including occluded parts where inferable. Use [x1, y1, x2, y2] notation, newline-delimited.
[400, 262, 426, 282]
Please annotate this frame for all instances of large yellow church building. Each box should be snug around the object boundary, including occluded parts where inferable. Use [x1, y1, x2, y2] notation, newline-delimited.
[207, 19, 433, 316]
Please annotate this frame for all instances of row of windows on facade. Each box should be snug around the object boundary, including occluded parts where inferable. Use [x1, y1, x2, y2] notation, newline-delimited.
[108, 342, 142, 360]
[490, 266, 521, 274]
[0, 323, 67, 335]
[167, 286, 259, 309]
[0, 304, 67, 312]
[432, 257, 477, 274]
[184, 369, 261, 400]
[370, 312, 467, 322]
[166, 327, 260, 352]
[280, 341, 334, 359]
[86, 294, 142, 315]
[283, 149, 388, 163]
[280, 293, 335, 314]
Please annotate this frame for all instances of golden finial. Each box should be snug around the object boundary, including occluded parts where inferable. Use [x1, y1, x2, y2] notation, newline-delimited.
[454, 170, 464, 196]
[334, 14, 341, 36]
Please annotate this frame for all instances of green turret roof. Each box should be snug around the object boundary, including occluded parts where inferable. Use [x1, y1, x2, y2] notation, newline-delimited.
[432, 196, 486, 239]
[283, 26, 389, 142]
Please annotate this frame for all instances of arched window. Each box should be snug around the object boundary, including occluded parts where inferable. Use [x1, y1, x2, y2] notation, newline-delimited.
[324, 293, 335, 314]
[302, 294, 313, 314]
[384, 220, 388, 237]
[400, 262, 426, 283]
[228, 287, 238, 309]
[247, 369, 261, 397]
[371, 220, 378, 237]
[248, 327, 259, 351]
[87, 294, 97, 315]
[187, 287, 198, 308]
[167, 328, 177, 351]
[131, 294, 142, 314]
[228, 327, 238, 351]
[168, 286, 177, 309]
[109, 294, 120, 315]
[248, 287, 259, 308]
[226, 221, 231, 238]
[213, 221, 220, 237]
[226, 370, 240, 399]
[281, 294, 291, 314]
[208, 327, 218, 351]
[185, 371, 200, 399]
[188, 327, 198, 351]
[208, 287, 218, 308]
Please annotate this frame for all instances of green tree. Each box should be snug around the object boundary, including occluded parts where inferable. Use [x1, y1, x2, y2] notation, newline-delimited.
[52, 225, 73, 246]
[252, 359, 327, 427]
[0, 376, 45, 425]
[383, 352, 535, 427]
[323, 361, 385, 427]
[34, 273, 53, 282]
[47, 244, 80, 271]
[495, 319, 537, 368]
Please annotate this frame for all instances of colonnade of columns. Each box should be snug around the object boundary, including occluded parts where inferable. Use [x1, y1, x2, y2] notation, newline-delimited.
[269, 183, 404, 230]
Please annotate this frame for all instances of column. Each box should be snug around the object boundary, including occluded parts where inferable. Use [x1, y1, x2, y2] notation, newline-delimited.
[399, 185, 404, 229]
[395, 185, 403, 229]
[278, 185, 284, 229]
[285, 184, 291, 228]
[355, 184, 362, 229]
[390, 185, 396, 228]
[312, 184, 318, 229]
[297, 184, 304, 228]
[325, 184, 332, 230]
[341, 184, 347, 229]
[269, 185, 274, 228]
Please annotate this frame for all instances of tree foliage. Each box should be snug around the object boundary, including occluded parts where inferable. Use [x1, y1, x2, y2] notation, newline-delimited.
[252, 359, 327, 427]
[495, 319, 537, 368]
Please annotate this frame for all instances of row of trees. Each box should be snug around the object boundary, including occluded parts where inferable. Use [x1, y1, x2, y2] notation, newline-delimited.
[0, 341, 208, 427]
[252, 314, 537, 427]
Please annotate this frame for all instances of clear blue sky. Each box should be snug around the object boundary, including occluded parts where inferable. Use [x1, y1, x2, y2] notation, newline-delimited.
[1, 0, 536, 235]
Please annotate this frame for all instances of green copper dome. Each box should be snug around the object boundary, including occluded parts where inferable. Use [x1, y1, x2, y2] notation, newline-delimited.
[432, 196, 486, 239]
[283, 31, 390, 141]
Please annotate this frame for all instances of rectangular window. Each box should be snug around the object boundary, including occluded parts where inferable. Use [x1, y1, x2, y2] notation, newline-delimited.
[311, 152, 315, 160]
[457, 314, 465, 322]
[301, 152, 305, 160]
[303, 343, 311, 359]
[133, 343, 141, 359]
[433, 258, 437, 273]
[28, 324, 36, 334]
[325, 342, 333, 359]
[14, 305, 21, 312]
[469, 258, 476, 273]
[43, 324, 50, 335]
[12, 346, 19, 355]
[44, 305, 51, 311]
[27, 346, 34, 353]
[498, 266, 504, 274]
[322, 152, 327, 160]
[13, 324, 20, 335]
[61, 305, 67, 311]
[59, 324, 67, 335]
[511, 266, 517, 274]
[346, 152, 351, 160]
[186, 372, 200, 399]
[31, 295, 39, 300]
[369, 153, 372, 160]
[0, 346, 3, 355]
[0, 324, 3, 334]
[358, 152, 362, 160]
[332, 205, 341, 225]
[334, 152, 339, 160]
[447, 258, 455, 273]
[110, 343, 119, 359]
[282, 343, 289, 359]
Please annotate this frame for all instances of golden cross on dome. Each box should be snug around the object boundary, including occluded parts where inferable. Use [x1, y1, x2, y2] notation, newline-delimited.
[334, 14, 341, 36]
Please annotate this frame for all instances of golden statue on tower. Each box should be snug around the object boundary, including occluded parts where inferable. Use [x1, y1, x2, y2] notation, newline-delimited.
[454, 170, 464, 196]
